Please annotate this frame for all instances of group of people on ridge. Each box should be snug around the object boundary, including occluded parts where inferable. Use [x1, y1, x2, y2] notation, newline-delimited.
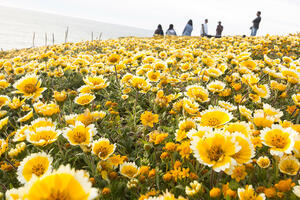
[154, 11, 261, 37]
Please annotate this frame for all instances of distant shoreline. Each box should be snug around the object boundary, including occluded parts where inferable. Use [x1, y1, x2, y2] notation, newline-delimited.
[0, 5, 152, 50]
[0, 5, 152, 32]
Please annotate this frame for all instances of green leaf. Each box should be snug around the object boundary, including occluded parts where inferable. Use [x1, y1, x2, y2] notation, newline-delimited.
[229, 180, 239, 190]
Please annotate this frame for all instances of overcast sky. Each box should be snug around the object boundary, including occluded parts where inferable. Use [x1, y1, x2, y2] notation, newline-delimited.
[0, 0, 299, 36]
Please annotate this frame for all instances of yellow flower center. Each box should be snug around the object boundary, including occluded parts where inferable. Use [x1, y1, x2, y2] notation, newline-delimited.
[36, 135, 53, 141]
[243, 193, 257, 200]
[24, 84, 37, 93]
[122, 166, 137, 177]
[207, 118, 221, 127]
[26, 172, 91, 199]
[71, 129, 87, 143]
[48, 191, 70, 200]
[0, 99, 6, 105]
[111, 58, 118, 63]
[180, 122, 195, 132]
[30, 130, 57, 145]
[195, 92, 204, 99]
[259, 160, 269, 167]
[188, 88, 207, 101]
[150, 74, 157, 79]
[77, 113, 94, 126]
[208, 145, 224, 161]
[281, 160, 298, 174]
[271, 135, 286, 148]
[145, 114, 154, 122]
[212, 85, 223, 90]
[80, 98, 91, 104]
[32, 163, 46, 177]
[90, 79, 104, 85]
[264, 109, 277, 116]
[284, 165, 296, 173]
[95, 145, 112, 159]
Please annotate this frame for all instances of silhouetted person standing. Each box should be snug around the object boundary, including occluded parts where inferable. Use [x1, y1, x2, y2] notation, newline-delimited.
[216, 21, 223, 38]
[250, 11, 261, 36]
[166, 24, 177, 36]
[154, 24, 164, 36]
[182, 20, 193, 36]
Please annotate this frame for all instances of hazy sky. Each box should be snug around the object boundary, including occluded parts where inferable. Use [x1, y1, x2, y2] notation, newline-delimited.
[0, 0, 299, 36]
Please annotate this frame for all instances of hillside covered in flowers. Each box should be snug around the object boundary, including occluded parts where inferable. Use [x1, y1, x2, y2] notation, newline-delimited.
[0, 34, 300, 199]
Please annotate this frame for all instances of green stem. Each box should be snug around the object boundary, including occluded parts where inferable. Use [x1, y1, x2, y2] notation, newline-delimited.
[0, 182, 7, 191]
[274, 157, 279, 181]
[210, 169, 215, 188]
[297, 112, 300, 124]
[5, 158, 17, 170]
[114, 65, 119, 86]
[133, 91, 138, 131]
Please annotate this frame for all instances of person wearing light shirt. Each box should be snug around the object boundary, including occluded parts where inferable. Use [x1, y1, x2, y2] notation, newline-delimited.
[201, 19, 208, 36]
[182, 19, 193, 36]
[166, 24, 177, 36]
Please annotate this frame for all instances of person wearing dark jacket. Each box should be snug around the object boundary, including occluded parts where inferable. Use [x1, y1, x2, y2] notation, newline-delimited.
[216, 21, 223, 38]
[166, 24, 177, 36]
[154, 24, 164, 36]
[250, 11, 261, 36]
[182, 20, 193, 36]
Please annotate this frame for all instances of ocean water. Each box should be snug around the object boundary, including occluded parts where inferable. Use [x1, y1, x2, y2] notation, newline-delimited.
[0, 6, 152, 50]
